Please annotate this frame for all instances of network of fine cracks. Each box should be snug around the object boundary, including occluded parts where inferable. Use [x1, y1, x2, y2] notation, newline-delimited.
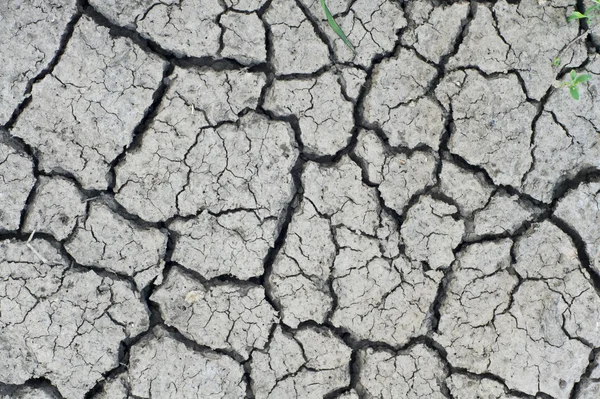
[1, 0, 600, 398]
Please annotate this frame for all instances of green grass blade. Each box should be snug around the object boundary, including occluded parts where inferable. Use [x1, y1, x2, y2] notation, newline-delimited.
[585, 4, 600, 15]
[320, 0, 356, 55]
[568, 11, 587, 21]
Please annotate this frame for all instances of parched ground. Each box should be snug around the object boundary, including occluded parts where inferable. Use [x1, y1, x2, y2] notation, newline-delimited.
[2, 0, 600, 398]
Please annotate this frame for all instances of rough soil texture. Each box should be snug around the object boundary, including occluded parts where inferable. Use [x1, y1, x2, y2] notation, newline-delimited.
[1, 0, 600, 398]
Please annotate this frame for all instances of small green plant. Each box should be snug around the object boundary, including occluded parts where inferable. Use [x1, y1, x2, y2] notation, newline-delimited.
[552, 57, 561, 67]
[320, 0, 356, 55]
[556, 70, 592, 100]
[568, 0, 600, 21]
[551, 4, 598, 99]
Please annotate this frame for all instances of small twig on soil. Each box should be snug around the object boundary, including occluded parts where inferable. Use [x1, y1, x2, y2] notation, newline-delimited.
[26, 230, 48, 264]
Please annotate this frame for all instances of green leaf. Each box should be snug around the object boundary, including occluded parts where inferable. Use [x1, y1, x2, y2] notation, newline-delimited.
[552, 57, 561, 67]
[570, 70, 577, 81]
[320, 0, 356, 55]
[570, 86, 580, 100]
[574, 74, 593, 84]
[568, 11, 588, 21]
[586, 4, 600, 14]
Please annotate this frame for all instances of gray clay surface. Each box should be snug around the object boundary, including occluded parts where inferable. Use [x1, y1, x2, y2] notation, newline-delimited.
[2, 1, 600, 398]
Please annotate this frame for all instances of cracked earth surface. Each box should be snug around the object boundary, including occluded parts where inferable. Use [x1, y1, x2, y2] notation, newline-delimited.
[2, 0, 600, 398]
